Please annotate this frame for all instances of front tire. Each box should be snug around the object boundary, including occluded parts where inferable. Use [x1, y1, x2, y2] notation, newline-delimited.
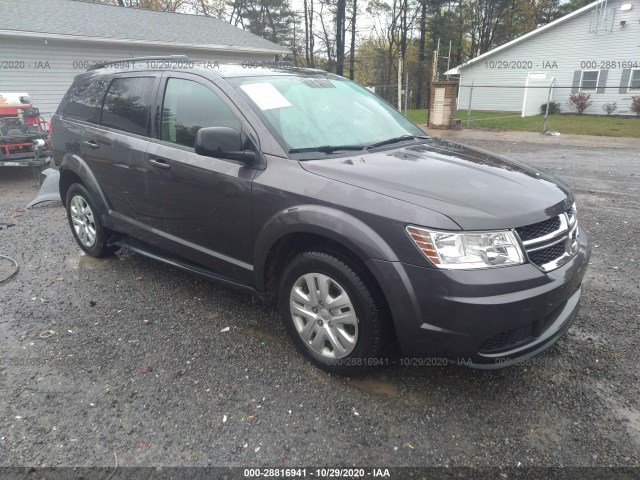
[65, 183, 117, 258]
[278, 251, 388, 374]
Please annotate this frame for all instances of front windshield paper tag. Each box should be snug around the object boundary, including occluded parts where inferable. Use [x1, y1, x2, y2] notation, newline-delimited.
[240, 83, 292, 110]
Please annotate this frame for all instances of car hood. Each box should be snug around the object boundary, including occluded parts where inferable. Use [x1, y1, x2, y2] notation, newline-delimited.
[299, 139, 573, 231]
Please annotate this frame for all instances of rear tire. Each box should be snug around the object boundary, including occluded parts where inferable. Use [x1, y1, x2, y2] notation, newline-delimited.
[278, 251, 388, 375]
[65, 183, 117, 258]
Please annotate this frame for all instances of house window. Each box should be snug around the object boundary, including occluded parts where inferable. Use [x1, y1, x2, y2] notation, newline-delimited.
[580, 71, 599, 91]
[630, 70, 640, 91]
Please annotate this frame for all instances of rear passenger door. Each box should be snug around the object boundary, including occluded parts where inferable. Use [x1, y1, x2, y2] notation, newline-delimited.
[143, 73, 258, 284]
[82, 73, 160, 244]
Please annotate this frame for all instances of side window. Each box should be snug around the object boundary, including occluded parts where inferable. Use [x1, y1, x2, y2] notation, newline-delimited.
[161, 78, 241, 148]
[61, 74, 108, 123]
[101, 77, 155, 136]
[580, 70, 599, 91]
[630, 70, 640, 91]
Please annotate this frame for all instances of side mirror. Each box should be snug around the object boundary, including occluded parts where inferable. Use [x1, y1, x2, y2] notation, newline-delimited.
[195, 127, 255, 163]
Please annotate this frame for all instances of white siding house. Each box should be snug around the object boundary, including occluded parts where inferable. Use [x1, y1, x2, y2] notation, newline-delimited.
[446, 0, 640, 116]
[0, 0, 289, 119]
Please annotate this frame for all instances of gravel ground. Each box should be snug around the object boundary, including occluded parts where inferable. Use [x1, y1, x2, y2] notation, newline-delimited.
[0, 140, 638, 469]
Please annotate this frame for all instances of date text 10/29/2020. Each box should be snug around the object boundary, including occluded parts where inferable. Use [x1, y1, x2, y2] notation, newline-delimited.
[484, 59, 639, 70]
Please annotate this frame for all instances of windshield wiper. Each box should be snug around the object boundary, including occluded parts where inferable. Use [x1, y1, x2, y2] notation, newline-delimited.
[288, 136, 429, 155]
[289, 145, 366, 154]
[367, 135, 429, 149]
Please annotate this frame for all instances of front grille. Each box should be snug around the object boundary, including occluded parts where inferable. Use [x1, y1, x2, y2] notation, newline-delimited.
[515, 216, 561, 241]
[566, 209, 574, 222]
[528, 242, 567, 266]
[479, 322, 535, 353]
[515, 208, 577, 271]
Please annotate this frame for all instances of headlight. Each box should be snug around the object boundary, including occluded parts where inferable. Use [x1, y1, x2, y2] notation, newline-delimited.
[406, 226, 525, 269]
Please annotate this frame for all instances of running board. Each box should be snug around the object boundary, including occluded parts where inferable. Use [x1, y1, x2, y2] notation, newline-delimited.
[108, 235, 261, 296]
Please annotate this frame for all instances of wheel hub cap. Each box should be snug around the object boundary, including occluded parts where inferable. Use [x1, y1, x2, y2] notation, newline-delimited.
[289, 273, 359, 359]
[70, 195, 97, 248]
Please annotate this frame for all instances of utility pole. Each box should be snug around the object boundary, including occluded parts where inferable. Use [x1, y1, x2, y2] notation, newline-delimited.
[445, 40, 452, 80]
[404, 72, 409, 113]
[431, 50, 437, 81]
[397, 54, 403, 111]
[435, 37, 440, 80]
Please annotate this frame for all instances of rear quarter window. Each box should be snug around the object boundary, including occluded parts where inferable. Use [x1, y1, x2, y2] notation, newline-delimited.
[60, 74, 108, 123]
[101, 77, 155, 136]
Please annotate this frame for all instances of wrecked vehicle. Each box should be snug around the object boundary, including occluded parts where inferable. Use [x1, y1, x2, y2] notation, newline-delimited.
[50, 57, 590, 373]
[0, 92, 50, 168]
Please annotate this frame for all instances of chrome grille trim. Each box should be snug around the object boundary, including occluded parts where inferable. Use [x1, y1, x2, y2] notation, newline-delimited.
[521, 213, 568, 248]
[526, 233, 569, 253]
[515, 206, 578, 273]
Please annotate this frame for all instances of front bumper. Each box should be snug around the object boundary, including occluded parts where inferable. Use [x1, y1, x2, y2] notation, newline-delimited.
[367, 229, 590, 368]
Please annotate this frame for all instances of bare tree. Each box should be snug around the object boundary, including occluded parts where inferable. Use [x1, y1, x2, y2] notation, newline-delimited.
[303, 0, 315, 67]
[348, 0, 356, 79]
[228, 0, 247, 27]
[365, 0, 403, 99]
[98, 0, 186, 10]
[415, 0, 427, 108]
[194, 0, 229, 19]
[317, 0, 335, 70]
[335, 0, 346, 75]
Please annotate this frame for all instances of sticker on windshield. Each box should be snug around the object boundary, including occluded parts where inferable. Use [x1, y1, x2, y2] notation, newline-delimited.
[240, 83, 292, 110]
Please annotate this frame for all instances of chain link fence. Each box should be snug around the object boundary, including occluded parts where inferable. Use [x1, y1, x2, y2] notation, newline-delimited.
[455, 84, 640, 136]
[363, 81, 412, 114]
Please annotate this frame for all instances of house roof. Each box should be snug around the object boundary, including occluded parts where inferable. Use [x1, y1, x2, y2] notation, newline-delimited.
[445, 0, 602, 75]
[0, 0, 289, 55]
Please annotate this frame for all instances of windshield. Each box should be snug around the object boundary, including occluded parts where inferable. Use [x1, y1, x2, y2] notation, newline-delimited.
[230, 75, 427, 155]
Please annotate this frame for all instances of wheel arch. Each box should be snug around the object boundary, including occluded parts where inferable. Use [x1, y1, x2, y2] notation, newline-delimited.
[254, 205, 398, 305]
[59, 154, 110, 220]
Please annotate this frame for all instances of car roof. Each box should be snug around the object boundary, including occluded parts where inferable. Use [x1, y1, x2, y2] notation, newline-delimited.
[213, 64, 335, 79]
[84, 58, 339, 81]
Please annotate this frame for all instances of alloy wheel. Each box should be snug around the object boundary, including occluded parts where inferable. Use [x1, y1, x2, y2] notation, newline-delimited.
[289, 273, 359, 359]
[70, 195, 97, 248]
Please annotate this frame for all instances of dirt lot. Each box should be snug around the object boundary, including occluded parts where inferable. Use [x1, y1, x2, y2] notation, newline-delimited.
[0, 139, 639, 469]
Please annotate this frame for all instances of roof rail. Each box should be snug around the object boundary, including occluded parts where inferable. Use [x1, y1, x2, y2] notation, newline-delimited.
[87, 55, 192, 71]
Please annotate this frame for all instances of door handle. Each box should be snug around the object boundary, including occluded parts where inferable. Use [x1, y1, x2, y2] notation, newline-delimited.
[149, 158, 171, 170]
[83, 140, 99, 149]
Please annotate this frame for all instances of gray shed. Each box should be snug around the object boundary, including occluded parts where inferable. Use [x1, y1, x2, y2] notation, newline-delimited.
[0, 0, 289, 119]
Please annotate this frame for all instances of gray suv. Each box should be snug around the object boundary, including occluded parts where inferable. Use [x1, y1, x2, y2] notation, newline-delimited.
[51, 56, 590, 373]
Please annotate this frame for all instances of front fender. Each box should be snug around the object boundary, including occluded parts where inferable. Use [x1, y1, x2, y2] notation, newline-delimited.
[253, 204, 398, 291]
